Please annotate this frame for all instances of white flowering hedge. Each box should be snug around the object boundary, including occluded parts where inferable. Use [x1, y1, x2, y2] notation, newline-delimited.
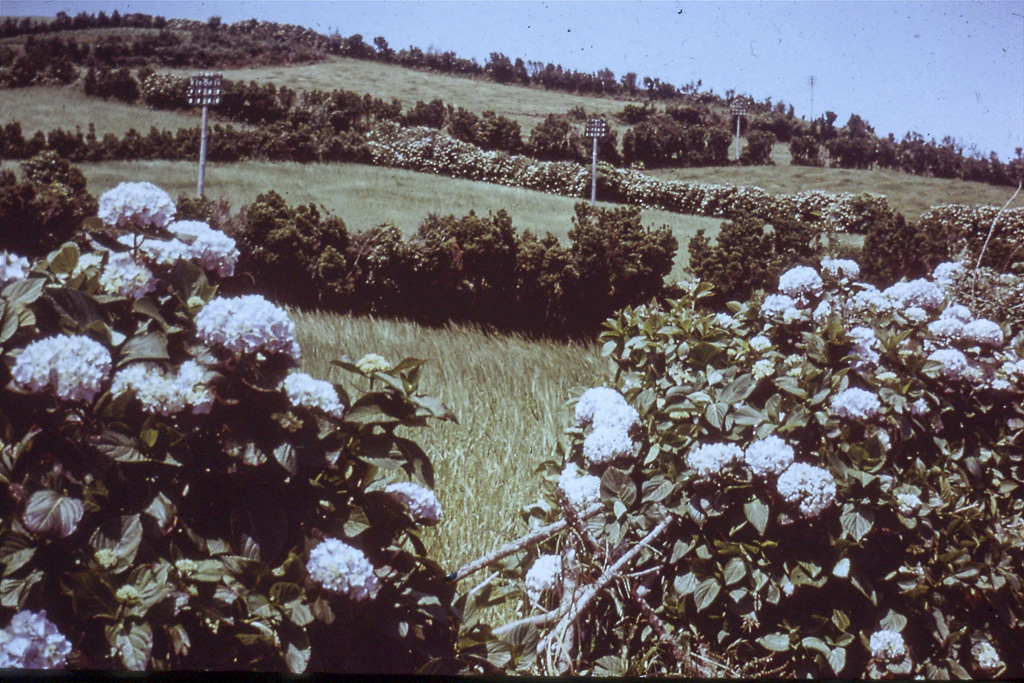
[453, 260, 1023, 677]
[0, 183, 461, 672]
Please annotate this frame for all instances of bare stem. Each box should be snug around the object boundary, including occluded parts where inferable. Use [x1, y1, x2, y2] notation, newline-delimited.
[972, 181, 1022, 299]
[449, 503, 602, 582]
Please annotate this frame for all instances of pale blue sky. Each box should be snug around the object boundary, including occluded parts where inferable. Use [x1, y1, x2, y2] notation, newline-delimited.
[5, 1, 1023, 161]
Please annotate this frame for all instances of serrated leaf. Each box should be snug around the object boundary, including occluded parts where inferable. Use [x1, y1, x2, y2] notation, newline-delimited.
[600, 467, 637, 508]
[89, 514, 142, 572]
[704, 401, 728, 430]
[694, 577, 721, 612]
[118, 331, 169, 366]
[840, 504, 874, 542]
[802, 636, 831, 659]
[719, 372, 757, 404]
[674, 572, 698, 597]
[90, 429, 147, 463]
[273, 442, 297, 475]
[107, 621, 153, 671]
[2, 276, 46, 307]
[723, 557, 746, 586]
[0, 569, 43, 608]
[23, 490, 83, 538]
[744, 497, 769, 535]
[828, 646, 847, 674]
[758, 631, 790, 652]
[48, 243, 80, 275]
[879, 609, 907, 632]
[409, 394, 458, 423]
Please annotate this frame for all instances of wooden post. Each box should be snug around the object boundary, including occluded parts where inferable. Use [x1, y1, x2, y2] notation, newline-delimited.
[198, 103, 209, 198]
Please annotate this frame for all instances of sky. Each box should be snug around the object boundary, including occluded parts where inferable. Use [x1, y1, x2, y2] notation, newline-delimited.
[5, 1, 1023, 161]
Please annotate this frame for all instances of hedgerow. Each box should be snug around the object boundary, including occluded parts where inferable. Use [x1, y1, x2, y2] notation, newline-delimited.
[0, 182, 462, 672]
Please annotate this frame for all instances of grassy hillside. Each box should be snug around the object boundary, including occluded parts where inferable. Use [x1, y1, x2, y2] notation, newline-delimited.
[35, 159, 722, 277]
[291, 309, 606, 610]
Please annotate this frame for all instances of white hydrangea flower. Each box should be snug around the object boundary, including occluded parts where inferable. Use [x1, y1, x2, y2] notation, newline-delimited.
[812, 299, 832, 323]
[782, 306, 807, 325]
[971, 640, 1001, 671]
[776, 463, 837, 517]
[1, 252, 32, 289]
[749, 335, 772, 353]
[778, 266, 823, 298]
[0, 609, 72, 669]
[99, 251, 157, 299]
[10, 335, 111, 402]
[928, 316, 965, 341]
[575, 387, 628, 427]
[583, 425, 634, 465]
[932, 261, 964, 288]
[110, 360, 215, 416]
[883, 279, 944, 311]
[557, 462, 602, 512]
[761, 294, 798, 321]
[940, 304, 973, 323]
[98, 181, 175, 229]
[744, 435, 795, 478]
[820, 257, 860, 279]
[716, 312, 737, 327]
[851, 285, 894, 314]
[896, 493, 921, 515]
[525, 554, 563, 605]
[869, 629, 907, 662]
[902, 306, 928, 324]
[927, 348, 970, 380]
[849, 326, 880, 370]
[962, 319, 1004, 347]
[687, 442, 743, 477]
[831, 387, 881, 420]
[169, 220, 239, 277]
[196, 295, 301, 360]
[281, 372, 344, 419]
[355, 353, 391, 375]
[117, 233, 190, 268]
[594, 401, 640, 432]
[384, 481, 443, 523]
[752, 358, 775, 380]
[911, 398, 929, 416]
[306, 538, 380, 601]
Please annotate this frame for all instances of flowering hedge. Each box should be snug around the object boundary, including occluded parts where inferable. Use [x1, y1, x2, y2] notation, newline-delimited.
[0, 182, 461, 672]
[459, 258, 1023, 677]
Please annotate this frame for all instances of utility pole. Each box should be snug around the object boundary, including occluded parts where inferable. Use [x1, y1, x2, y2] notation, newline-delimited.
[187, 72, 222, 198]
[808, 75, 816, 121]
[730, 99, 747, 162]
[584, 118, 609, 204]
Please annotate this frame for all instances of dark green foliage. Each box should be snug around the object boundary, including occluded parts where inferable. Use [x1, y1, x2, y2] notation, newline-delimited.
[527, 114, 587, 163]
[83, 66, 140, 102]
[688, 211, 820, 305]
[739, 130, 776, 166]
[402, 99, 448, 129]
[789, 135, 823, 166]
[860, 212, 927, 285]
[0, 152, 98, 257]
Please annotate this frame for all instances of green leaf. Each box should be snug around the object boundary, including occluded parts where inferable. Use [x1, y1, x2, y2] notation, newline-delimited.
[743, 498, 769, 535]
[89, 429, 148, 463]
[48, 243, 80, 275]
[45, 287, 103, 329]
[273, 442, 297, 475]
[693, 577, 721, 612]
[828, 646, 847, 674]
[22, 489, 83, 538]
[2, 276, 46, 307]
[118, 331, 169, 366]
[879, 609, 907, 632]
[143, 492, 176, 534]
[0, 569, 43, 608]
[166, 622, 190, 657]
[409, 394, 458, 423]
[723, 557, 746, 586]
[840, 504, 874, 542]
[704, 401, 728, 430]
[0, 428, 40, 483]
[106, 621, 153, 671]
[718, 373, 757, 404]
[802, 636, 831, 659]
[758, 632, 790, 652]
[641, 476, 673, 503]
[0, 532, 35, 577]
[674, 572, 698, 597]
[89, 514, 142, 572]
[284, 630, 311, 673]
[600, 467, 637, 508]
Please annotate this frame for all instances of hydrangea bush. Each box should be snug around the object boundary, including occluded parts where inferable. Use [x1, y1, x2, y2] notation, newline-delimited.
[458, 260, 1023, 677]
[0, 182, 461, 672]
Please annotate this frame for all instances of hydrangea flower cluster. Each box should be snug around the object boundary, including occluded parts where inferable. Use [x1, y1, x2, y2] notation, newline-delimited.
[830, 387, 881, 421]
[384, 481, 443, 523]
[778, 266, 823, 299]
[281, 372, 345, 419]
[169, 221, 239, 277]
[850, 285, 894, 315]
[962, 319, 1004, 347]
[751, 358, 775, 380]
[97, 251, 157, 299]
[760, 294, 804, 324]
[557, 462, 601, 512]
[820, 257, 860, 280]
[1, 251, 31, 289]
[868, 629, 907, 662]
[195, 295, 301, 360]
[882, 279, 944, 311]
[776, 463, 837, 517]
[10, 335, 112, 402]
[525, 554, 563, 606]
[932, 261, 964, 289]
[575, 388, 639, 466]
[98, 181, 176, 229]
[306, 538, 380, 601]
[116, 233, 190, 268]
[744, 435, 795, 478]
[110, 361, 216, 416]
[849, 326, 880, 370]
[896, 492, 922, 515]
[749, 335, 772, 353]
[355, 353, 391, 375]
[0, 610, 72, 669]
[687, 442, 742, 477]
[971, 640, 1001, 671]
[927, 348, 970, 381]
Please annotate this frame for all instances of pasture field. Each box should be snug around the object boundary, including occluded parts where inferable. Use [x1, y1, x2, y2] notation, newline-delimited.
[290, 309, 606, 615]
[156, 56, 647, 137]
[20, 159, 723, 278]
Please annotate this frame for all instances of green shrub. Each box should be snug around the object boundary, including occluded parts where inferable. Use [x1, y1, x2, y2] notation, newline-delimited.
[789, 135, 824, 167]
[740, 130, 776, 166]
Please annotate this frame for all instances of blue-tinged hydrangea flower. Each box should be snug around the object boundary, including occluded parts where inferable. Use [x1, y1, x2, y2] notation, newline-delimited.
[355, 353, 390, 375]
[306, 538, 380, 601]
[940, 304, 973, 323]
[525, 554, 563, 606]
[851, 285, 893, 314]
[10, 335, 111, 402]
[196, 295, 301, 360]
[883, 279, 944, 311]
[927, 348, 970, 380]
[111, 360, 215, 415]
[761, 294, 802, 323]
[97, 251, 156, 299]
[749, 335, 772, 353]
[902, 306, 928, 324]
[830, 387, 881, 420]
[169, 220, 239, 277]
[687, 442, 742, 477]
[744, 435, 795, 478]
[778, 266, 823, 299]
[932, 261, 964, 289]
[849, 326, 880, 370]
[812, 300, 831, 323]
[896, 493, 921, 515]
[0, 610, 72, 669]
[928, 316, 965, 341]
[869, 629, 907, 662]
[557, 462, 601, 512]
[1, 252, 31, 289]
[384, 481, 443, 523]
[776, 463, 837, 517]
[583, 425, 634, 465]
[962, 319, 1004, 347]
[716, 312, 737, 328]
[98, 181, 175, 229]
[575, 387, 627, 427]
[281, 372, 344, 418]
[117, 233, 190, 268]
[972, 640, 1001, 671]
[820, 257, 860, 279]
